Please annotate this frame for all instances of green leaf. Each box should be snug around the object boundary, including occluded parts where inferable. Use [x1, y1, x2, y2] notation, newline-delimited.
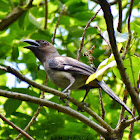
[11, 44, 19, 61]
[124, 55, 140, 87]
[113, 55, 140, 87]
[28, 13, 42, 29]
[66, 0, 88, 14]
[0, 74, 7, 86]
[67, 26, 83, 37]
[58, 16, 84, 26]
[102, 31, 129, 45]
[4, 99, 22, 116]
[131, 18, 140, 37]
[73, 11, 97, 22]
[86, 54, 117, 84]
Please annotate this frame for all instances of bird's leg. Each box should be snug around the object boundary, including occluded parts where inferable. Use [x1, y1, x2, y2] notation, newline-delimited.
[62, 78, 75, 93]
[59, 77, 75, 103]
[81, 88, 90, 102]
[59, 90, 71, 103]
[77, 88, 90, 112]
[65, 90, 71, 106]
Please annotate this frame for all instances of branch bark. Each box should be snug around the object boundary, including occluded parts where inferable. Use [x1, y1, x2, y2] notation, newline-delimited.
[44, 0, 48, 30]
[117, 0, 122, 32]
[0, 65, 113, 133]
[0, 0, 33, 31]
[0, 89, 109, 138]
[15, 76, 47, 140]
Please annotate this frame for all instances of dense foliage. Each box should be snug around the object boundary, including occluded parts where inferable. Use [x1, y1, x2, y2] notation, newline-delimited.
[0, 0, 139, 139]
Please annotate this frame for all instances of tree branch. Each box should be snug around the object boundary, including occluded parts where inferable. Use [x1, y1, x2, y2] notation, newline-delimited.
[52, 5, 65, 45]
[117, 91, 128, 125]
[0, 65, 113, 133]
[44, 0, 48, 30]
[94, 25, 110, 47]
[117, 0, 122, 32]
[77, 8, 101, 60]
[122, 0, 134, 59]
[99, 88, 105, 120]
[0, 114, 34, 140]
[99, 88, 105, 140]
[15, 76, 47, 140]
[0, 89, 109, 138]
[128, 106, 135, 140]
[98, 0, 140, 116]
[0, 0, 33, 31]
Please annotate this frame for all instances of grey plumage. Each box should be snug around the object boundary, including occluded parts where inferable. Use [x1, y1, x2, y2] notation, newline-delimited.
[23, 39, 135, 119]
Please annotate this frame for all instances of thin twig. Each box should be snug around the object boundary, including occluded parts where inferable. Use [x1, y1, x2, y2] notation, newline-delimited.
[94, 25, 110, 47]
[128, 106, 135, 140]
[77, 8, 101, 60]
[15, 75, 47, 140]
[122, 0, 134, 59]
[52, 5, 65, 44]
[117, 91, 128, 125]
[99, 88, 105, 140]
[26, 0, 34, 8]
[9, 0, 14, 9]
[117, 0, 122, 32]
[44, 0, 48, 30]
[91, 0, 117, 5]
[0, 114, 34, 140]
[15, 106, 43, 140]
[128, 80, 139, 140]
[99, 88, 105, 120]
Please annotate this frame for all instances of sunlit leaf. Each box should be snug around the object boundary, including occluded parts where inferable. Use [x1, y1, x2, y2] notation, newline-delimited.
[4, 99, 22, 116]
[102, 31, 129, 45]
[28, 13, 42, 29]
[86, 54, 117, 84]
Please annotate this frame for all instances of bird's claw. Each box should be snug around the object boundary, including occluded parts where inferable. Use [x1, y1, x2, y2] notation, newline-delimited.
[59, 97, 65, 103]
[77, 102, 88, 112]
[59, 92, 70, 103]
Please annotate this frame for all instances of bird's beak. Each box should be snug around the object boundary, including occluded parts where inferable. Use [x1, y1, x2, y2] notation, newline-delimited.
[23, 39, 40, 49]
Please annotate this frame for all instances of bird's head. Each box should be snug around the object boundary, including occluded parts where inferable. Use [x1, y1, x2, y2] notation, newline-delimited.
[23, 39, 59, 63]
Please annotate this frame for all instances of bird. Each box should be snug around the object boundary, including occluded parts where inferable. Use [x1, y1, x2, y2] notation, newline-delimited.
[23, 39, 135, 118]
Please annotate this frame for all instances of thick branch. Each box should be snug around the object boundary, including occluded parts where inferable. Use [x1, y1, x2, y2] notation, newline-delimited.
[0, 89, 108, 138]
[0, 0, 33, 31]
[98, 0, 140, 116]
[0, 65, 113, 133]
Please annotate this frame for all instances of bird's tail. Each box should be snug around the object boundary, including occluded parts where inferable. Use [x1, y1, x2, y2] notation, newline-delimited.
[96, 80, 136, 120]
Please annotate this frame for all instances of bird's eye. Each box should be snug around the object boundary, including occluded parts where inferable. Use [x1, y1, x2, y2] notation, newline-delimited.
[42, 40, 49, 45]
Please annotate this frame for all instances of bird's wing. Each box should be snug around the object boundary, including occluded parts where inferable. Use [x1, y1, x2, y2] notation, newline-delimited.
[48, 56, 96, 76]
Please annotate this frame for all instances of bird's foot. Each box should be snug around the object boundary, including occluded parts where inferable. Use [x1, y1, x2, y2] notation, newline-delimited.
[59, 91, 70, 104]
[77, 102, 88, 112]
[59, 97, 65, 103]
